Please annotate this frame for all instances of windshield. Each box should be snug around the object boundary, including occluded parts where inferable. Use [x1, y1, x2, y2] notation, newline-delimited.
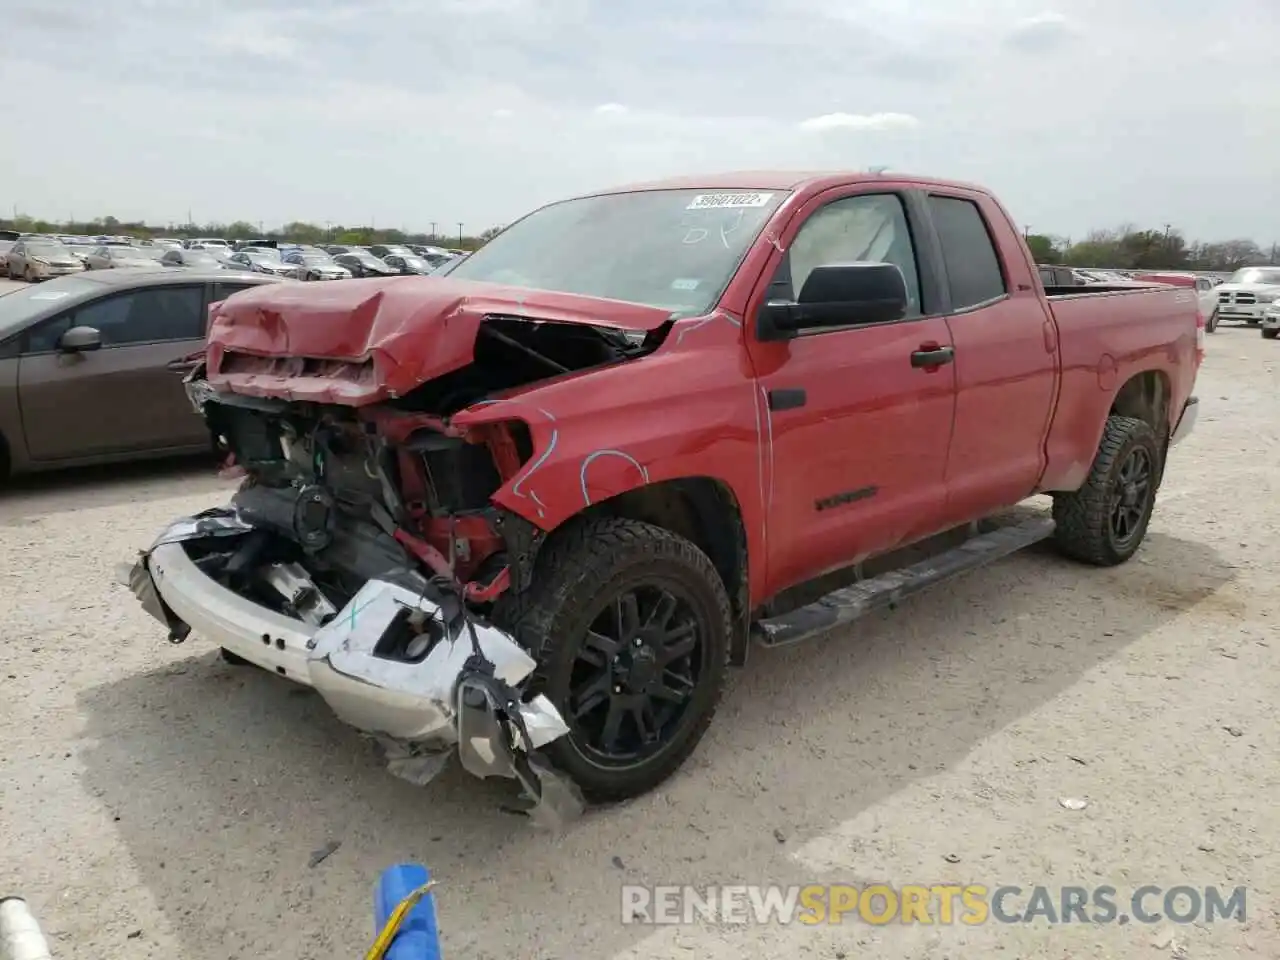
[26, 243, 72, 258]
[400, 257, 427, 269]
[448, 188, 787, 316]
[186, 253, 221, 266]
[1229, 268, 1280, 285]
[0, 277, 99, 339]
[349, 252, 380, 264]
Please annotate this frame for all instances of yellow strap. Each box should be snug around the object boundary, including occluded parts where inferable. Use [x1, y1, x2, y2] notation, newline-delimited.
[365, 881, 437, 960]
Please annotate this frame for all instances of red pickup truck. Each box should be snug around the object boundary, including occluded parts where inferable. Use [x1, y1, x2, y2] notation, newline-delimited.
[122, 172, 1202, 822]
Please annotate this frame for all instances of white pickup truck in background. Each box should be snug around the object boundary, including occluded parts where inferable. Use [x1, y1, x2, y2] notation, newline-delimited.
[1214, 266, 1280, 327]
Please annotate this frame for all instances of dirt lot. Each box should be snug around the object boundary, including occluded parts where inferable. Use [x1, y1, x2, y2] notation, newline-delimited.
[0, 310, 1276, 959]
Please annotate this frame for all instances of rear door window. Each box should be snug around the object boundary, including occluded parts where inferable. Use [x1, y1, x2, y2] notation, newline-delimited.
[927, 195, 1008, 310]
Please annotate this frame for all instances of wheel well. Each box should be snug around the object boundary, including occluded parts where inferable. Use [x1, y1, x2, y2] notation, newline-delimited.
[581, 478, 751, 666]
[1110, 370, 1169, 439]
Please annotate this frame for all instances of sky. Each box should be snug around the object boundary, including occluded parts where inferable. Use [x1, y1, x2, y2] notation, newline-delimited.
[3, 0, 1276, 244]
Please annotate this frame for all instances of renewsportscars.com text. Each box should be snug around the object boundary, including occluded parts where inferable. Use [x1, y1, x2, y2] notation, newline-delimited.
[621, 884, 1247, 926]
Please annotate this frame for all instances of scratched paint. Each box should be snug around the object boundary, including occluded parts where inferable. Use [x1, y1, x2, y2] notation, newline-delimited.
[463, 398, 558, 517]
[673, 309, 743, 346]
[757, 383, 775, 510]
[579, 449, 651, 506]
[751, 386, 768, 551]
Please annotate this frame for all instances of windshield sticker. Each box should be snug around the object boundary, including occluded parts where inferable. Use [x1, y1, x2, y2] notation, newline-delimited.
[671, 278, 701, 291]
[686, 192, 774, 210]
[29, 291, 72, 301]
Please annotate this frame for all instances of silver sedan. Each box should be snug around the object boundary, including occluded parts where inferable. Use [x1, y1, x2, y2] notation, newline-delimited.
[83, 245, 164, 270]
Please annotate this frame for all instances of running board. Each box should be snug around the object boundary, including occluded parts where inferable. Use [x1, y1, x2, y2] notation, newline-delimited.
[752, 515, 1056, 648]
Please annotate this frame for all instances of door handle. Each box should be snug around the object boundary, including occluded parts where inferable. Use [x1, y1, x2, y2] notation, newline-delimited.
[910, 345, 955, 368]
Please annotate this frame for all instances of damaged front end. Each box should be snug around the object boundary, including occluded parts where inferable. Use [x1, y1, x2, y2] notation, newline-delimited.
[122, 504, 582, 827]
[118, 280, 676, 825]
[119, 343, 614, 825]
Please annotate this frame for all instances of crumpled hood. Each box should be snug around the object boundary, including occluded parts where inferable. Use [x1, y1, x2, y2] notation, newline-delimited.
[203, 276, 674, 405]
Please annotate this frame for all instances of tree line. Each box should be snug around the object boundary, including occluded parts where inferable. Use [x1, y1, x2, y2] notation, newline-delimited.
[1026, 226, 1276, 272]
[2, 212, 1275, 272]
[0, 214, 505, 251]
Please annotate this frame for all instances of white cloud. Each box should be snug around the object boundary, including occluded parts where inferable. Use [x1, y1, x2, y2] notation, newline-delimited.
[0, 0, 1275, 242]
[798, 112, 921, 133]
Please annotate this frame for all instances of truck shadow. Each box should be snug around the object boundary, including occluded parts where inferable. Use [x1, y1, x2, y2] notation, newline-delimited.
[77, 529, 1234, 959]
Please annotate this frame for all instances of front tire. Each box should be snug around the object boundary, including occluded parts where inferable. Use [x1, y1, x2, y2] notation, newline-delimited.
[495, 518, 731, 803]
[1262, 328, 1278, 340]
[1052, 415, 1160, 566]
[1206, 310, 1218, 333]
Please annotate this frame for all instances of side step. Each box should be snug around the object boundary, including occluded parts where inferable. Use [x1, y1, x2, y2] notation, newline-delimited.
[752, 515, 1056, 648]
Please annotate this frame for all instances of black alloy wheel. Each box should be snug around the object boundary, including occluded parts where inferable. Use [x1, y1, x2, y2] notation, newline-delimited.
[567, 584, 705, 765]
[1108, 445, 1152, 551]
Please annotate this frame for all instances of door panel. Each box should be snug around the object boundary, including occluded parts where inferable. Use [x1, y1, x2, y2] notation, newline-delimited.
[756, 319, 957, 593]
[746, 189, 957, 596]
[925, 193, 1058, 523]
[18, 285, 210, 461]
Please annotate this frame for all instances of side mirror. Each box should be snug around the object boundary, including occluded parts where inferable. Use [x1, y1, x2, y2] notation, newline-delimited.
[59, 325, 102, 352]
[758, 262, 908, 341]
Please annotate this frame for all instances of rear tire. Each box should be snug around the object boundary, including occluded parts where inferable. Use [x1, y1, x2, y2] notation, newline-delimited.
[1052, 415, 1160, 567]
[1262, 328, 1278, 340]
[1206, 310, 1218, 333]
[493, 517, 731, 803]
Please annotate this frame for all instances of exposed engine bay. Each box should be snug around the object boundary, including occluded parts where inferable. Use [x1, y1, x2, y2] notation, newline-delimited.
[121, 315, 657, 827]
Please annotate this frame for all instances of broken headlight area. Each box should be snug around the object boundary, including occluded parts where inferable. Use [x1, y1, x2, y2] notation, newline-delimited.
[119, 507, 584, 829]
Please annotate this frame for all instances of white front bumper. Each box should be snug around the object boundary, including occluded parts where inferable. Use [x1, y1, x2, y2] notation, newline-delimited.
[1217, 302, 1267, 320]
[148, 541, 315, 682]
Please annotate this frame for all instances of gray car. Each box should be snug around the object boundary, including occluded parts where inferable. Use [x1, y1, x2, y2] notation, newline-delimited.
[84, 245, 164, 270]
[0, 270, 286, 477]
[282, 251, 351, 281]
[160, 249, 231, 271]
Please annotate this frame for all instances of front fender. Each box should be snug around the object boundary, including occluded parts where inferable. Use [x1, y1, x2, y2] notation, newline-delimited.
[452, 350, 767, 546]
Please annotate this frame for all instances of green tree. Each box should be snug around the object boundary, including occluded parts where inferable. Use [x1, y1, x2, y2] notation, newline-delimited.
[1024, 233, 1062, 262]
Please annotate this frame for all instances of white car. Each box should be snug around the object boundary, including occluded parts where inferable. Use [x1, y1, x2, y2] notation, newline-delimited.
[1261, 302, 1280, 340]
[1213, 266, 1280, 326]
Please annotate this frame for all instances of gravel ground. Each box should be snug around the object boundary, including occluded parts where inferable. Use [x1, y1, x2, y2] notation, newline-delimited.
[0, 305, 1276, 959]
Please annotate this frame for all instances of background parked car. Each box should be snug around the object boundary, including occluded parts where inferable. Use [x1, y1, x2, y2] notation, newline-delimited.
[84, 245, 164, 270]
[160, 249, 231, 270]
[0, 270, 285, 478]
[324, 244, 366, 256]
[6, 240, 87, 281]
[226, 251, 297, 277]
[382, 253, 434, 275]
[332, 250, 399, 277]
[282, 251, 351, 280]
[367, 244, 415, 260]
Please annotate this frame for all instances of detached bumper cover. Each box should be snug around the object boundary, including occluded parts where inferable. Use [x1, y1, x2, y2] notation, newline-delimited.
[1170, 396, 1199, 447]
[119, 509, 583, 827]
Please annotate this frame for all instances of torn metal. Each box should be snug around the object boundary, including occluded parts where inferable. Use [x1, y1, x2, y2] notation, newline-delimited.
[120, 509, 583, 826]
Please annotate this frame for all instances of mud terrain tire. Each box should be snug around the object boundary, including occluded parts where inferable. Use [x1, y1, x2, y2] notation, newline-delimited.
[1052, 415, 1160, 566]
[494, 517, 731, 803]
